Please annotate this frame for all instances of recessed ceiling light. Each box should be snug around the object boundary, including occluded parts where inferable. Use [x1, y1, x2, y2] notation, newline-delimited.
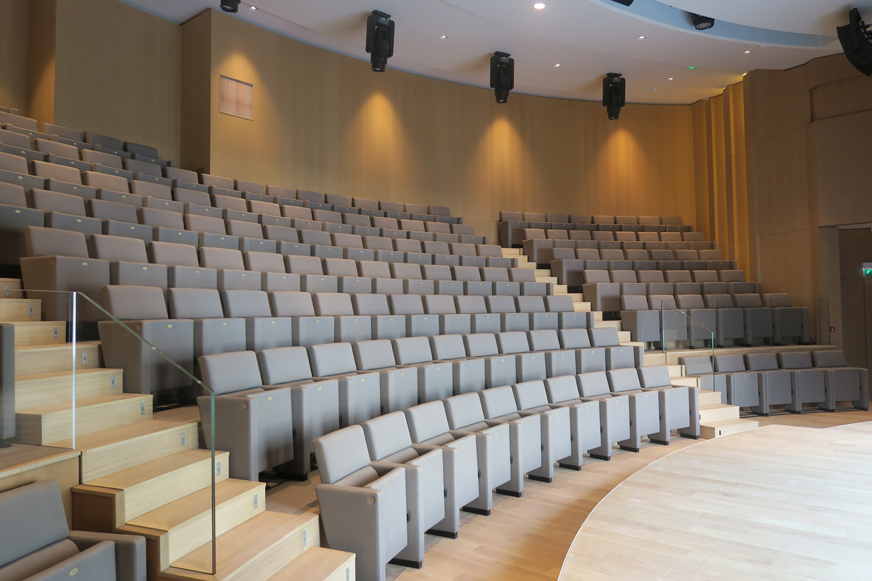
[667, 77, 674, 81]
[554, 63, 561, 67]
[248, 4, 256, 9]
[687, 66, 696, 69]
[439, 35, 448, 39]
[651, 87, 657, 91]
[743, 72, 748, 77]
[744, 50, 751, 54]
[533, 2, 546, 9]
[637, 35, 646, 40]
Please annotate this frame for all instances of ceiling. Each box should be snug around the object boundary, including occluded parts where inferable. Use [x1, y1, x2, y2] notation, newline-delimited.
[121, 0, 859, 105]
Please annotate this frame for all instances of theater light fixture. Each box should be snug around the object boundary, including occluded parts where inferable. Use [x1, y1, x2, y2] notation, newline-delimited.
[610, 0, 635, 6]
[490, 52, 515, 104]
[602, 72, 626, 120]
[533, 3, 546, 10]
[220, 0, 240, 13]
[691, 13, 715, 30]
[366, 10, 396, 72]
[838, 8, 872, 76]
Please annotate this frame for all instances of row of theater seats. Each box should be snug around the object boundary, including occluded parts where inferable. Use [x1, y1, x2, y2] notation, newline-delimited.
[197, 342, 699, 580]
[526, 235, 717, 265]
[680, 351, 869, 414]
[620, 293, 809, 347]
[19, 227, 552, 321]
[553, 263, 755, 294]
[96, 283, 621, 396]
[499, 212, 692, 247]
[547, 248, 737, 276]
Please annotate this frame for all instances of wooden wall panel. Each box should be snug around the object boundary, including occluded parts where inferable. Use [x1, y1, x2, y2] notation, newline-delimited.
[181, 9, 211, 172]
[26, 0, 56, 125]
[753, 129, 810, 236]
[746, 68, 810, 144]
[0, 0, 30, 113]
[813, 111, 872, 227]
[205, 10, 696, 240]
[53, 0, 181, 162]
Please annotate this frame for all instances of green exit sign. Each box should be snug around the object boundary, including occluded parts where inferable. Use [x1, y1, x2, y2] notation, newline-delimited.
[864, 263, 872, 277]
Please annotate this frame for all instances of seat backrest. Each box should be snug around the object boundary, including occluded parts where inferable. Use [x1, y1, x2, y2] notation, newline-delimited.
[577, 371, 611, 398]
[544, 295, 574, 312]
[637, 366, 671, 389]
[570, 215, 591, 224]
[509, 268, 536, 282]
[680, 355, 714, 375]
[389, 294, 425, 315]
[353, 197, 378, 210]
[221, 290, 272, 318]
[424, 221, 450, 233]
[84, 171, 129, 192]
[0, 151, 28, 174]
[362, 411, 414, 461]
[404, 401, 451, 442]
[199, 247, 243, 270]
[422, 264, 452, 281]
[185, 214, 225, 235]
[744, 353, 779, 371]
[226, 220, 264, 240]
[394, 238, 422, 253]
[676, 294, 705, 309]
[544, 375, 580, 404]
[600, 249, 624, 260]
[199, 351, 263, 395]
[90, 234, 148, 263]
[325, 193, 352, 206]
[423, 240, 449, 254]
[811, 350, 847, 368]
[452, 266, 481, 282]
[523, 228, 546, 240]
[282, 205, 312, 220]
[313, 209, 342, 224]
[358, 261, 391, 279]
[464, 333, 499, 357]
[719, 270, 746, 283]
[244, 251, 285, 273]
[607, 368, 642, 393]
[313, 425, 372, 485]
[89, 198, 138, 222]
[372, 216, 398, 229]
[0, 481, 70, 569]
[0, 183, 26, 207]
[423, 295, 456, 314]
[299, 229, 332, 246]
[269, 291, 315, 317]
[527, 329, 560, 351]
[450, 243, 477, 256]
[515, 296, 546, 313]
[699, 249, 724, 260]
[323, 258, 358, 277]
[624, 249, 648, 260]
[583, 270, 610, 284]
[592, 231, 615, 242]
[659, 232, 682, 242]
[610, 271, 637, 284]
[483, 295, 514, 314]
[476, 246, 502, 260]
[257, 346, 313, 384]
[674, 249, 698, 260]
[103, 285, 168, 320]
[559, 328, 590, 349]
[148, 241, 199, 267]
[296, 189, 323, 203]
[393, 336, 433, 365]
[333, 233, 363, 249]
[589, 327, 620, 347]
[444, 393, 486, 429]
[514, 380, 550, 411]
[714, 354, 746, 373]
[733, 293, 763, 308]
[763, 293, 791, 308]
[648, 295, 677, 310]
[353, 339, 397, 371]
[33, 161, 82, 184]
[308, 342, 357, 377]
[364, 236, 393, 251]
[286, 255, 323, 275]
[399, 219, 425, 232]
[523, 212, 546, 222]
[25, 226, 89, 258]
[29, 189, 86, 216]
[778, 352, 812, 370]
[167, 288, 224, 319]
[391, 262, 422, 280]
[132, 181, 173, 201]
[480, 386, 519, 418]
[576, 248, 600, 260]
[236, 180, 266, 195]
[705, 294, 735, 309]
[352, 293, 390, 315]
[500, 211, 523, 221]
[481, 267, 509, 282]
[343, 213, 371, 227]
[83, 149, 123, 169]
[621, 295, 649, 311]
[429, 334, 467, 361]
[637, 271, 665, 284]
[496, 331, 530, 354]
[615, 232, 636, 242]
[313, 292, 354, 316]
[665, 270, 692, 283]
[546, 229, 569, 240]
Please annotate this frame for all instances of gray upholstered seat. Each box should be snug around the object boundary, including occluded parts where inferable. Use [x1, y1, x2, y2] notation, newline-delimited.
[705, 294, 745, 347]
[637, 366, 700, 441]
[353, 339, 419, 414]
[713, 354, 761, 408]
[389, 294, 438, 337]
[605, 368, 664, 451]
[744, 353, 793, 415]
[542, 375, 602, 470]
[0, 480, 146, 581]
[353, 293, 406, 340]
[361, 412, 446, 560]
[197, 351, 294, 480]
[429, 334, 486, 394]
[581, 270, 620, 312]
[313, 425, 408, 581]
[286, 255, 339, 293]
[559, 328, 605, 374]
[223, 289, 294, 351]
[512, 380, 572, 481]
[812, 350, 869, 411]
[148, 240, 217, 288]
[764, 293, 810, 345]
[679, 355, 727, 404]
[423, 294, 471, 335]
[778, 352, 825, 412]
[527, 329, 576, 378]
[393, 336, 453, 403]
[497, 331, 544, 382]
[733, 293, 772, 346]
[200, 246, 260, 291]
[575, 371, 631, 459]
[478, 385, 544, 489]
[90, 234, 167, 289]
[268, 290, 332, 346]
[168, 287, 246, 359]
[309, 342, 381, 427]
[464, 333, 516, 388]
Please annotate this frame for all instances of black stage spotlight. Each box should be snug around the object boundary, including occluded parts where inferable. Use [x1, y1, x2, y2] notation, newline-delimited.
[366, 10, 395, 72]
[490, 52, 515, 104]
[838, 8, 872, 76]
[220, 0, 240, 13]
[691, 13, 715, 30]
[602, 72, 626, 120]
[610, 0, 635, 6]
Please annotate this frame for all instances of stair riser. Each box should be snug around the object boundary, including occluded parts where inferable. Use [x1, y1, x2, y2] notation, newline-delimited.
[16, 343, 102, 376]
[12, 322, 66, 346]
[700, 407, 740, 423]
[0, 300, 41, 322]
[16, 396, 152, 445]
[701, 422, 758, 439]
[81, 423, 199, 482]
[15, 370, 122, 411]
[698, 392, 723, 406]
[226, 517, 320, 581]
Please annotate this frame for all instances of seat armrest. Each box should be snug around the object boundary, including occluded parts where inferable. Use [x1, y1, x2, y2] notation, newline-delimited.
[69, 531, 147, 581]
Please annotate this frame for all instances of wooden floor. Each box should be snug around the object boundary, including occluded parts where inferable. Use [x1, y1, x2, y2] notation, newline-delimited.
[560, 418, 872, 581]
[262, 408, 872, 581]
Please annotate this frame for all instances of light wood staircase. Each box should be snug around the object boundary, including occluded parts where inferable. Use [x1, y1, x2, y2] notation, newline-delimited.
[0, 279, 355, 581]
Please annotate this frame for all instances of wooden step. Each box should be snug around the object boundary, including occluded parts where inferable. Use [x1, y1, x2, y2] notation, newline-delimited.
[16, 393, 152, 445]
[514, 254, 529, 263]
[573, 302, 592, 313]
[121, 479, 266, 569]
[156, 512, 320, 581]
[592, 311, 603, 322]
[595, 320, 623, 331]
[10, 321, 66, 346]
[519, 262, 536, 270]
[15, 341, 101, 376]
[617, 331, 631, 343]
[565, 293, 583, 302]
[700, 419, 759, 439]
[73, 449, 230, 531]
[552, 284, 568, 295]
[643, 352, 667, 366]
[0, 298, 41, 322]
[534, 269, 551, 277]
[699, 403, 739, 423]
[501, 248, 522, 256]
[698, 390, 724, 406]
[15, 368, 122, 411]
[267, 547, 355, 581]
[666, 365, 683, 378]
[53, 420, 199, 481]
[0, 278, 22, 298]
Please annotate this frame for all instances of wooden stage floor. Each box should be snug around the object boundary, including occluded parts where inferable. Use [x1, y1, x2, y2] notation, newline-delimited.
[559, 421, 872, 581]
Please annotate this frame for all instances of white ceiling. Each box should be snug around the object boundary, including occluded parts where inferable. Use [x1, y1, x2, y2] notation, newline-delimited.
[122, 0, 857, 105]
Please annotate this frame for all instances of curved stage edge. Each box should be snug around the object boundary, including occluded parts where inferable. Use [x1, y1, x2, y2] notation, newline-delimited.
[558, 421, 872, 581]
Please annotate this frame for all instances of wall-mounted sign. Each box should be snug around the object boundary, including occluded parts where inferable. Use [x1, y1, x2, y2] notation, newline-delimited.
[864, 262, 872, 277]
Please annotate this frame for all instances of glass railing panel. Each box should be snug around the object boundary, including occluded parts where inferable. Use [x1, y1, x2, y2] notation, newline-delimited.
[74, 292, 218, 575]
